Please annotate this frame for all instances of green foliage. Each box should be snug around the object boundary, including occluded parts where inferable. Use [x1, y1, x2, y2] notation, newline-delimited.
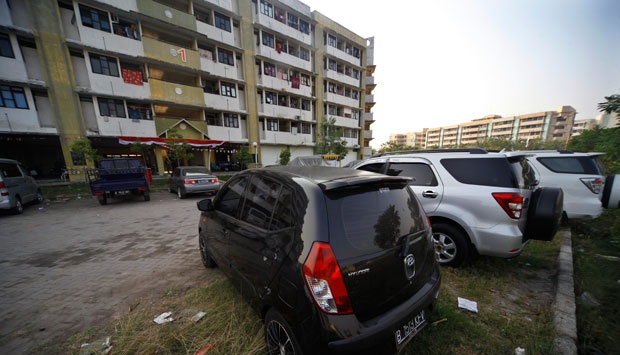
[129, 141, 153, 166]
[71, 138, 101, 165]
[568, 126, 620, 173]
[315, 116, 348, 160]
[377, 141, 418, 153]
[278, 147, 291, 165]
[165, 129, 193, 167]
[597, 93, 620, 117]
[232, 145, 253, 168]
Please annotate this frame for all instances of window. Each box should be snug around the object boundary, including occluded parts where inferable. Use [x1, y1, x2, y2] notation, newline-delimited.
[263, 62, 276, 77]
[274, 7, 286, 23]
[224, 113, 239, 128]
[265, 92, 277, 104]
[300, 73, 310, 86]
[299, 47, 310, 61]
[217, 48, 234, 66]
[386, 163, 438, 186]
[357, 163, 384, 174]
[267, 119, 278, 131]
[220, 82, 237, 97]
[301, 99, 310, 111]
[537, 157, 600, 174]
[301, 123, 311, 134]
[112, 18, 140, 40]
[441, 158, 517, 188]
[352, 47, 360, 58]
[260, 0, 273, 17]
[214, 12, 231, 32]
[215, 176, 248, 217]
[300, 20, 310, 35]
[127, 103, 152, 120]
[262, 31, 274, 48]
[98, 97, 125, 117]
[287, 13, 298, 29]
[206, 113, 218, 125]
[195, 8, 211, 24]
[327, 34, 337, 47]
[79, 5, 111, 32]
[240, 177, 291, 230]
[89, 54, 119, 77]
[0, 33, 14, 58]
[0, 85, 28, 109]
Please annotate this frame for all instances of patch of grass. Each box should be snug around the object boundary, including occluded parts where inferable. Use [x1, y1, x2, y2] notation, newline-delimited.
[572, 209, 620, 355]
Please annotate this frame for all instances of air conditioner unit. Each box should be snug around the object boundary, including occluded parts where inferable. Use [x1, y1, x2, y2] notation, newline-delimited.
[353, 144, 360, 149]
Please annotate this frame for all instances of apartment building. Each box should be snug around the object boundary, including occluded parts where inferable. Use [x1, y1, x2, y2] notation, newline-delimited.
[0, 0, 374, 178]
[389, 131, 423, 148]
[395, 106, 576, 149]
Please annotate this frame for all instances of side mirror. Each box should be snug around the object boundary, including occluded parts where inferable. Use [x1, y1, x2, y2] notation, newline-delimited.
[197, 198, 214, 212]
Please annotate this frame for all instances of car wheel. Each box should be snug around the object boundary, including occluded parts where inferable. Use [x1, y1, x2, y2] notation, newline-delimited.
[265, 308, 302, 355]
[35, 190, 44, 204]
[143, 190, 150, 202]
[98, 195, 107, 206]
[177, 187, 186, 199]
[432, 223, 470, 267]
[13, 197, 24, 215]
[199, 235, 217, 268]
[525, 187, 563, 241]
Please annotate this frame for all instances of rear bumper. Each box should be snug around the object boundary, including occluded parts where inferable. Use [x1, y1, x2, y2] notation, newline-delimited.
[470, 225, 527, 258]
[184, 183, 220, 194]
[326, 265, 441, 354]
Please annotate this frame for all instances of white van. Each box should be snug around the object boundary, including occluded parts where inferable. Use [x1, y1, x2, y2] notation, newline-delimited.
[0, 158, 44, 214]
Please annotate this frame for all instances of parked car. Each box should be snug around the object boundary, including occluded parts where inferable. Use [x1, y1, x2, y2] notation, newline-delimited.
[351, 149, 564, 267]
[197, 166, 441, 354]
[0, 158, 44, 214]
[168, 166, 219, 199]
[516, 150, 620, 220]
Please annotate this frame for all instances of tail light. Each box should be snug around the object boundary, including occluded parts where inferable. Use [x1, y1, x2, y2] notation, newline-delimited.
[303, 242, 352, 314]
[0, 181, 7, 196]
[580, 177, 603, 194]
[211, 178, 219, 183]
[492, 193, 524, 219]
[183, 179, 197, 185]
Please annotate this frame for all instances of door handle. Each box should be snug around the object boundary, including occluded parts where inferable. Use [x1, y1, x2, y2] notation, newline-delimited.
[422, 190, 438, 198]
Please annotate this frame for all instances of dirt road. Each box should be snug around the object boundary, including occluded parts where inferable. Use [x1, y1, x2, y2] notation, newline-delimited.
[0, 192, 210, 354]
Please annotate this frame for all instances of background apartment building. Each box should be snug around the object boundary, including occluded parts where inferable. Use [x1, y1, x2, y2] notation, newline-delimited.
[0, 0, 375, 178]
[394, 106, 576, 149]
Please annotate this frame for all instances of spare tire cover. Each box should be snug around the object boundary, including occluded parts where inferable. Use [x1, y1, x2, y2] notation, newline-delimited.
[524, 187, 564, 241]
[602, 175, 620, 209]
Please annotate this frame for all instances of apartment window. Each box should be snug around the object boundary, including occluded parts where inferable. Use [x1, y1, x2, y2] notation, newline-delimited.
[267, 119, 278, 131]
[301, 123, 310, 134]
[79, 5, 111, 32]
[300, 47, 310, 61]
[127, 103, 152, 120]
[220, 82, 237, 97]
[263, 62, 276, 77]
[0, 34, 14, 58]
[262, 32, 274, 48]
[274, 7, 286, 23]
[352, 47, 360, 58]
[265, 92, 277, 105]
[260, 0, 273, 17]
[287, 13, 298, 29]
[300, 73, 310, 86]
[300, 20, 310, 35]
[352, 69, 360, 79]
[214, 12, 231, 32]
[328, 59, 336, 71]
[217, 48, 234, 66]
[301, 99, 310, 111]
[90, 54, 119, 77]
[327, 34, 337, 47]
[224, 113, 239, 128]
[206, 113, 218, 125]
[98, 97, 125, 117]
[195, 8, 212, 25]
[0, 85, 28, 109]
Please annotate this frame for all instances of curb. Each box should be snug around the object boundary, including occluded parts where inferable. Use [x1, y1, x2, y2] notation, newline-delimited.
[553, 227, 578, 354]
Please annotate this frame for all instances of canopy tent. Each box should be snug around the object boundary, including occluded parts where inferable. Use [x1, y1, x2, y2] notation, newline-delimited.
[118, 136, 226, 148]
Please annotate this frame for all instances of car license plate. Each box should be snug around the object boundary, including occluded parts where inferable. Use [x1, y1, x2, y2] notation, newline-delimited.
[394, 310, 426, 349]
[116, 190, 129, 196]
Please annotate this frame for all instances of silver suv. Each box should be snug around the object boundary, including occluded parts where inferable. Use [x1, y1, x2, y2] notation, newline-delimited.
[351, 149, 563, 267]
[0, 158, 44, 214]
[517, 150, 620, 220]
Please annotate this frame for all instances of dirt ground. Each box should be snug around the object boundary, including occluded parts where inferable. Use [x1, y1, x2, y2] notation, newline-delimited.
[0, 192, 213, 354]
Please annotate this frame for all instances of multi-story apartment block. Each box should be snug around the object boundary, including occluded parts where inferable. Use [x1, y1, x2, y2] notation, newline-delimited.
[571, 118, 598, 136]
[0, 0, 374, 178]
[392, 106, 576, 149]
[389, 131, 424, 148]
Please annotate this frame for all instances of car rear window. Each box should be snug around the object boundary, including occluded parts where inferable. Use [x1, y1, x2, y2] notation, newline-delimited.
[0, 162, 21, 178]
[536, 156, 601, 175]
[324, 181, 426, 258]
[440, 158, 517, 188]
[387, 162, 438, 186]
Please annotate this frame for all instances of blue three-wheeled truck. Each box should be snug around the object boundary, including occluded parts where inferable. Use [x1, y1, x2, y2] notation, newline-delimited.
[86, 158, 151, 205]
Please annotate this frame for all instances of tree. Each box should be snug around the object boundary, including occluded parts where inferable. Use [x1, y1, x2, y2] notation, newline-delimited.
[597, 93, 620, 116]
[315, 116, 348, 160]
[70, 138, 100, 166]
[129, 140, 153, 167]
[278, 147, 291, 165]
[377, 141, 417, 153]
[165, 129, 193, 168]
[232, 145, 253, 169]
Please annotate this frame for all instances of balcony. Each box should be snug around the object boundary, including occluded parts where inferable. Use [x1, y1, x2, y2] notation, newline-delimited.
[137, 0, 197, 32]
[253, 12, 312, 46]
[150, 79, 205, 106]
[200, 56, 242, 80]
[196, 21, 237, 47]
[324, 92, 359, 108]
[325, 70, 360, 88]
[96, 115, 157, 137]
[333, 115, 359, 129]
[260, 103, 312, 121]
[257, 75, 313, 98]
[255, 45, 312, 72]
[204, 93, 243, 112]
[365, 94, 375, 103]
[202, 0, 236, 12]
[364, 130, 373, 139]
[0, 106, 56, 134]
[143, 37, 200, 70]
[326, 45, 361, 67]
[207, 125, 246, 142]
[363, 112, 374, 123]
[89, 73, 151, 100]
[262, 130, 312, 145]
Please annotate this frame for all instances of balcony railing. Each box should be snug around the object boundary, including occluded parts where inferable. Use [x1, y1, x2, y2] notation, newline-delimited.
[150, 79, 205, 106]
[137, 0, 197, 31]
[143, 37, 200, 70]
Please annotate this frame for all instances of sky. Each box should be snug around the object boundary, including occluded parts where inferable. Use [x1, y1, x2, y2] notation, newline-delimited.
[301, 0, 620, 148]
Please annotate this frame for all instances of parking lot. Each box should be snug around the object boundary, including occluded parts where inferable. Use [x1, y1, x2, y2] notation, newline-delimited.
[0, 192, 210, 354]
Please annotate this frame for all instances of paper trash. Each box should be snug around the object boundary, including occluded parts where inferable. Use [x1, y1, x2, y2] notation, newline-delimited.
[191, 311, 207, 323]
[80, 337, 112, 355]
[457, 297, 478, 313]
[154, 311, 174, 324]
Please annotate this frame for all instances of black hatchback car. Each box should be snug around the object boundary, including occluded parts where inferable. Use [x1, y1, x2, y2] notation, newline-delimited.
[197, 166, 441, 354]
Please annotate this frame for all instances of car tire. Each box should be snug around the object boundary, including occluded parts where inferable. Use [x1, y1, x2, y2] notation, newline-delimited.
[265, 308, 303, 355]
[143, 190, 150, 202]
[35, 190, 44, 204]
[177, 187, 186, 199]
[199, 235, 217, 268]
[432, 223, 470, 267]
[98, 195, 107, 206]
[13, 197, 24, 215]
[524, 187, 563, 241]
